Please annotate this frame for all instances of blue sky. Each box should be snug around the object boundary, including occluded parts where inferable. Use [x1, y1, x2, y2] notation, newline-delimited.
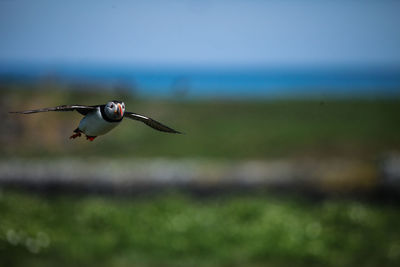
[1, 0, 400, 68]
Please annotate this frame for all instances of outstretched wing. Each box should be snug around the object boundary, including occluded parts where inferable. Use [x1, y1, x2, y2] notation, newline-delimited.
[9, 105, 98, 115]
[124, 111, 181, 134]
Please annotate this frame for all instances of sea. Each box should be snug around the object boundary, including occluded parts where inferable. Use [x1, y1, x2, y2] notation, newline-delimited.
[1, 63, 399, 99]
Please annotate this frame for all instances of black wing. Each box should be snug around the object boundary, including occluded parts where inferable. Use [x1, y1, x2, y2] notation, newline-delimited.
[9, 105, 98, 115]
[124, 111, 181, 134]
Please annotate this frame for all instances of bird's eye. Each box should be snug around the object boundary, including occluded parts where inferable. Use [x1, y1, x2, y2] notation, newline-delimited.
[110, 104, 114, 108]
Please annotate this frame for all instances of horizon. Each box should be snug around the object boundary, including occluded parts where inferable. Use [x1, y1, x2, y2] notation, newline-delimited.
[1, 63, 400, 98]
[1, 0, 400, 98]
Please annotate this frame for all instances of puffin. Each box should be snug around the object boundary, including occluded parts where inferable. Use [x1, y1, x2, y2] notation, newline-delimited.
[10, 100, 181, 141]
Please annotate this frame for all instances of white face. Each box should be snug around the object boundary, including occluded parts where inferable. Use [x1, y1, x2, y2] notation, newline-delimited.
[105, 101, 125, 120]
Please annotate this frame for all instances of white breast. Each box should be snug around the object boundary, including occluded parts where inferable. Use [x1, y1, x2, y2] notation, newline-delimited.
[78, 108, 121, 136]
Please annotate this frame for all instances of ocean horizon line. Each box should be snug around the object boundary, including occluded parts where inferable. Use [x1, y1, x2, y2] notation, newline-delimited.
[1, 62, 399, 98]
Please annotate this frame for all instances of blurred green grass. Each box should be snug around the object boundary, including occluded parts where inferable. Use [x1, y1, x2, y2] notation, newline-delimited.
[2, 86, 400, 266]
[1, 190, 400, 267]
[1, 87, 400, 159]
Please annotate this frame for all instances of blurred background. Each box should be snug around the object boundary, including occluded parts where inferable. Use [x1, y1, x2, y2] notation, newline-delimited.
[1, 0, 400, 266]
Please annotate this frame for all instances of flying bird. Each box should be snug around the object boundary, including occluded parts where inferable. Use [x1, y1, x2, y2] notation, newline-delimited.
[10, 100, 181, 141]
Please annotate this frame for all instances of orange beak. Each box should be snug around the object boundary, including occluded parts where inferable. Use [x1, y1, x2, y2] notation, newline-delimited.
[114, 103, 123, 117]
[118, 103, 123, 117]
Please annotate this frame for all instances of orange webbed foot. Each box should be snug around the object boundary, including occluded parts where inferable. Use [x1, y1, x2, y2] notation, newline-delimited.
[86, 136, 97, 142]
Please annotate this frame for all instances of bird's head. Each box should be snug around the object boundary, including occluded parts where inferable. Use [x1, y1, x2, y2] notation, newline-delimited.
[105, 100, 125, 120]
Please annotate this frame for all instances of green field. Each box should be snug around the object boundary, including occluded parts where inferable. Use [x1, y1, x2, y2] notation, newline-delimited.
[1, 190, 400, 267]
[2, 88, 400, 159]
[1, 87, 400, 266]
